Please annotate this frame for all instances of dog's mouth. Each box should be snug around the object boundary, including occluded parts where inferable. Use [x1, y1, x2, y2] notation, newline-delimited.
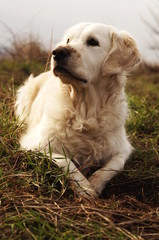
[54, 65, 87, 84]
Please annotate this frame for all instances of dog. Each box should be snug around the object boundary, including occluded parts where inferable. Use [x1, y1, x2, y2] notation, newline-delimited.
[15, 22, 140, 199]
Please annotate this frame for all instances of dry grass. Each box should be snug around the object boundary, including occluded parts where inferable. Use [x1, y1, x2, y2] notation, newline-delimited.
[2, 191, 159, 240]
[0, 21, 48, 63]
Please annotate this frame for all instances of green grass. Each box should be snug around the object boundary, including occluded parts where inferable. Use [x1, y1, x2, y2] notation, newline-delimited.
[0, 60, 159, 240]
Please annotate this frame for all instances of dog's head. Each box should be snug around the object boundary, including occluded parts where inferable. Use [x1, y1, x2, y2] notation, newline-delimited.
[52, 22, 140, 87]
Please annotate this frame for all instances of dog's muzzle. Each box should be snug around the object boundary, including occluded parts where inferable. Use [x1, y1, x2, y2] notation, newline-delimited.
[52, 46, 87, 84]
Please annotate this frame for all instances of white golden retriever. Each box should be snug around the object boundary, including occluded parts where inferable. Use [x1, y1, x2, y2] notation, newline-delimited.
[15, 22, 140, 199]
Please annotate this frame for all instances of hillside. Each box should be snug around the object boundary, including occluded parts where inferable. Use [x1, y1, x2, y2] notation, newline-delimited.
[0, 58, 159, 240]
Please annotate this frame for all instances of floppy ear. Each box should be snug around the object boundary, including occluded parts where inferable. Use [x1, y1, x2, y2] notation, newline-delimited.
[102, 31, 140, 76]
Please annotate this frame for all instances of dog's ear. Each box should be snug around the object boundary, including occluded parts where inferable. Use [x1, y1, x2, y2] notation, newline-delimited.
[102, 31, 140, 76]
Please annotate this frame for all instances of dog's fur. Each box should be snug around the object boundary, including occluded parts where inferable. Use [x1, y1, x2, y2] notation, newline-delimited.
[15, 23, 140, 198]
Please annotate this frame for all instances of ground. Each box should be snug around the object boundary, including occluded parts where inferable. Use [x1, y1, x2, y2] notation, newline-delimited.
[0, 59, 159, 240]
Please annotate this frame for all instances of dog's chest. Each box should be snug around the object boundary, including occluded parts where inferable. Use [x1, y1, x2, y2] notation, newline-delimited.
[50, 86, 126, 166]
[58, 106, 111, 164]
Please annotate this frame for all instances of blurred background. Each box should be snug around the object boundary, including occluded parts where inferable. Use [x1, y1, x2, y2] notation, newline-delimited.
[0, 0, 159, 63]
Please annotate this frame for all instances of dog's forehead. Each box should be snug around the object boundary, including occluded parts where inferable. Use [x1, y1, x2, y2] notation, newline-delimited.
[65, 23, 116, 41]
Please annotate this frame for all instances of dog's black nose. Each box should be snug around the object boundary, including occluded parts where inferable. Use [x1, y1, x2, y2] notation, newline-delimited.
[52, 47, 70, 62]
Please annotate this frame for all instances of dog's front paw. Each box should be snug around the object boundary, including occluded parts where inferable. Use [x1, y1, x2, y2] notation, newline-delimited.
[78, 186, 98, 199]
[88, 173, 105, 196]
[71, 178, 98, 199]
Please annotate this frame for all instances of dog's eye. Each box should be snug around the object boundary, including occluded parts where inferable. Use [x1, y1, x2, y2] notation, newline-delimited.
[86, 38, 99, 47]
[67, 38, 70, 44]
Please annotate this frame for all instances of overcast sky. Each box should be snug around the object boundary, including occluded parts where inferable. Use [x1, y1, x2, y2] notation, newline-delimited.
[0, 0, 158, 61]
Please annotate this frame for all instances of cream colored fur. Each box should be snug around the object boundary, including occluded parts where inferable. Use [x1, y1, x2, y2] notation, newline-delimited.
[15, 23, 140, 199]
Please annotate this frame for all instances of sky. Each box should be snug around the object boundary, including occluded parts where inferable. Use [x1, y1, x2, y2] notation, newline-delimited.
[0, 0, 158, 62]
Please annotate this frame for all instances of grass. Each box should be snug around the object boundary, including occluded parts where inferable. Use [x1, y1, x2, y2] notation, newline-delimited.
[0, 59, 159, 240]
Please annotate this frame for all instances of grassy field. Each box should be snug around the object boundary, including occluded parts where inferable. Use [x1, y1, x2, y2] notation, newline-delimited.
[0, 58, 159, 240]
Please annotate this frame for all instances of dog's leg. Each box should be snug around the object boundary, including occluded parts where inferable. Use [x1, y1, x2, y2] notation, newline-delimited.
[52, 153, 98, 199]
[88, 153, 128, 196]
